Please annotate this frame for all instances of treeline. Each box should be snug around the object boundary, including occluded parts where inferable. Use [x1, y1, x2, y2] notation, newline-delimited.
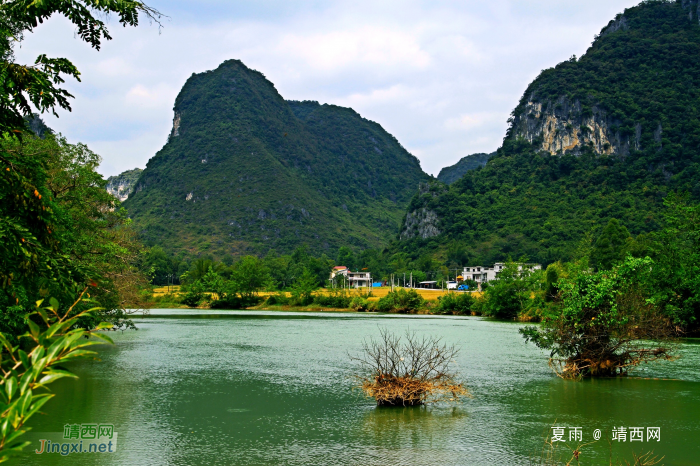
[144, 243, 470, 291]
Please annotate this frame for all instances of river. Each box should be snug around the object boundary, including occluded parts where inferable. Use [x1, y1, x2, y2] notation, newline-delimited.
[16, 310, 700, 465]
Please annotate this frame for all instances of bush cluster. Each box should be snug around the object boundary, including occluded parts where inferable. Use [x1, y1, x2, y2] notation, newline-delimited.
[432, 292, 476, 315]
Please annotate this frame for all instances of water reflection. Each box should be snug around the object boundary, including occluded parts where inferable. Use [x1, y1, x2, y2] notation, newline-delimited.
[359, 404, 468, 446]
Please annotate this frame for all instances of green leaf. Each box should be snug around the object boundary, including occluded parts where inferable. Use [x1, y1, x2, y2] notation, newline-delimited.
[90, 332, 114, 345]
[49, 297, 59, 313]
[37, 370, 77, 386]
[17, 350, 31, 369]
[24, 394, 54, 419]
[56, 349, 97, 362]
[5, 376, 17, 401]
[26, 320, 40, 340]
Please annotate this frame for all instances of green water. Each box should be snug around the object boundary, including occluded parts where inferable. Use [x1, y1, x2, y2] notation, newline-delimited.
[16, 310, 700, 465]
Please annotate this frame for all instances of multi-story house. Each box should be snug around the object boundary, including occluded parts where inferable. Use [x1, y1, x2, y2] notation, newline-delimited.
[461, 263, 542, 284]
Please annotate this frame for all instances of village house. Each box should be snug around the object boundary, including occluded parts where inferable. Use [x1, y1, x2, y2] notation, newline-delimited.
[462, 262, 542, 284]
[347, 271, 372, 288]
[330, 266, 373, 289]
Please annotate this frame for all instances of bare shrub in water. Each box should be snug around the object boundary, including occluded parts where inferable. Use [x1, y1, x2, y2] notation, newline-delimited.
[351, 328, 469, 406]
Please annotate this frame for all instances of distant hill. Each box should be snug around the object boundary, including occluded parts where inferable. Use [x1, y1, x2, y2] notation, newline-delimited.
[397, 0, 700, 265]
[437, 152, 494, 184]
[124, 60, 429, 257]
[106, 168, 143, 202]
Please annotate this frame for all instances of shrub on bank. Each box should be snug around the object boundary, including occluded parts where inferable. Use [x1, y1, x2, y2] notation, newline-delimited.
[180, 290, 205, 307]
[433, 292, 476, 315]
[210, 294, 262, 309]
[374, 289, 424, 313]
[313, 291, 352, 308]
[265, 292, 290, 306]
[350, 296, 371, 311]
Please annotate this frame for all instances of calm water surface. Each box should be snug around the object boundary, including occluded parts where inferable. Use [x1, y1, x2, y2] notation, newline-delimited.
[16, 310, 700, 465]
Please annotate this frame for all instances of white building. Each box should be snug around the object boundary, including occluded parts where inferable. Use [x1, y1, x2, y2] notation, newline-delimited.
[330, 266, 373, 288]
[347, 271, 372, 288]
[461, 262, 541, 284]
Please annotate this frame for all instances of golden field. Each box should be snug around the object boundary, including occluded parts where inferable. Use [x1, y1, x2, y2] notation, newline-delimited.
[151, 285, 482, 302]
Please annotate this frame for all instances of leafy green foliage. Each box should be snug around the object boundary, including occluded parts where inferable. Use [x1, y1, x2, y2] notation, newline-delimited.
[0, 291, 113, 461]
[631, 193, 700, 329]
[1, 132, 144, 339]
[590, 218, 631, 270]
[373, 289, 424, 313]
[289, 269, 319, 306]
[180, 258, 271, 309]
[477, 261, 541, 319]
[520, 256, 676, 378]
[125, 60, 429, 258]
[432, 292, 475, 315]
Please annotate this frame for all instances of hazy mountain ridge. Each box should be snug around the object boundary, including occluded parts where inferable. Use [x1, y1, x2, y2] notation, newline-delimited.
[437, 152, 494, 185]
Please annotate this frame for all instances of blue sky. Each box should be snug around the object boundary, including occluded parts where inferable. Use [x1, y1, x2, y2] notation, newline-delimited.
[16, 0, 640, 177]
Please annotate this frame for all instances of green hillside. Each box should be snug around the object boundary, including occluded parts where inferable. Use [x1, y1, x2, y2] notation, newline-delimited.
[124, 60, 428, 257]
[397, 0, 700, 265]
[437, 152, 494, 185]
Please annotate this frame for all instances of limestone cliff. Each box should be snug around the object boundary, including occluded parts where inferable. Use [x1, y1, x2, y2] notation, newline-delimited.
[510, 97, 646, 157]
[106, 168, 143, 202]
[399, 182, 446, 240]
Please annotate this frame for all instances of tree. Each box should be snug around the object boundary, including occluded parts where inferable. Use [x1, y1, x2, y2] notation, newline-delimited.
[0, 1, 162, 134]
[336, 246, 355, 271]
[478, 261, 537, 319]
[290, 268, 318, 306]
[520, 256, 677, 379]
[140, 246, 178, 286]
[641, 194, 700, 330]
[231, 256, 270, 301]
[1, 132, 145, 339]
[590, 219, 631, 271]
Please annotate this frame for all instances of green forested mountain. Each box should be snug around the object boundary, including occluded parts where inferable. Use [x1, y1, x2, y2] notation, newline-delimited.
[125, 60, 428, 257]
[437, 152, 494, 184]
[398, 0, 700, 265]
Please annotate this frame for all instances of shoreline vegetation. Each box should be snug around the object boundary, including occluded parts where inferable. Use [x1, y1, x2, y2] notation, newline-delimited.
[147, 286, 486, 316]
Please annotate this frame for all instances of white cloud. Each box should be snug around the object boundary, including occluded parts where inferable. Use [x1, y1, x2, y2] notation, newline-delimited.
[445, 112, 503, 131]
[278, 27, 431, 71]
[13, 0, 642, 177]
[126, 83, 179, 109]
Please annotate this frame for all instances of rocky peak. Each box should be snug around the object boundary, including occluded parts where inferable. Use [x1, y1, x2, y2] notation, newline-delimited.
[106, 168, 143, 202]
